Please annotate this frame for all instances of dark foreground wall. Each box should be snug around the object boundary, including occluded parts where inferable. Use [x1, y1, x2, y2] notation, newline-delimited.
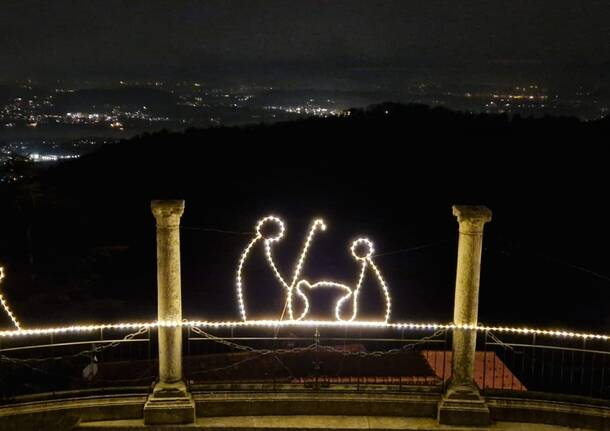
[2, 385, 610, 430]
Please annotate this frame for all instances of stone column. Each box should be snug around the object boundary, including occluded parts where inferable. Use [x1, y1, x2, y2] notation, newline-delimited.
[144, 200, 195, 425]
[152, 200, 184, 385]
[438, 205, 492, 426]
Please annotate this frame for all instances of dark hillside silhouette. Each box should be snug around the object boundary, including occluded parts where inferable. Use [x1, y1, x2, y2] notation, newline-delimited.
[0, 103, 608, 332]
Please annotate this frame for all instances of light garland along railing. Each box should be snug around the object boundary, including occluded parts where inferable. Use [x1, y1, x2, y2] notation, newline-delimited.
[1, 320, 609, 341]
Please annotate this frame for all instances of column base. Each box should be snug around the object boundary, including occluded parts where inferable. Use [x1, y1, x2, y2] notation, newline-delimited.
[438, 384, 490, 426]
[143, 381, 195, 425]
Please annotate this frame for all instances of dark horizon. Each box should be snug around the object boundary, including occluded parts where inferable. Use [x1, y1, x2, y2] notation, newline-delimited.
[1, 104, 609, 333]
[3, 1, 610, 86]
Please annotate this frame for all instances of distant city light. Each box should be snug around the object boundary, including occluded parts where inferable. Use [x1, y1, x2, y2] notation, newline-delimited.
[29, 153, 78, 162]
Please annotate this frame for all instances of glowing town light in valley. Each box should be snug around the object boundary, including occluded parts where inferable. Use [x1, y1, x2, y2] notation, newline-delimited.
[236, 216, 392, 322]
[0, 267, 21, 330]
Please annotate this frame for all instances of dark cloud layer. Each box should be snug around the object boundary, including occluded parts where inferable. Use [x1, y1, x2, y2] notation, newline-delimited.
[2, 0, 609, 80]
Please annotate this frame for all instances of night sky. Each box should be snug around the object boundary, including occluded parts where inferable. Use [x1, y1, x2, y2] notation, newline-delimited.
[0, 1, 609, 332]
[2, 0, 609, 81]
[3, 1, 610, 410]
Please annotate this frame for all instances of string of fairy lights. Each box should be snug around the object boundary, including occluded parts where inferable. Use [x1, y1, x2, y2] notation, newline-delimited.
[0, 267, 21, 330]
[1, 215, 609, 344]
[0, 263, 608, 340]
[0, 318, 609, 341]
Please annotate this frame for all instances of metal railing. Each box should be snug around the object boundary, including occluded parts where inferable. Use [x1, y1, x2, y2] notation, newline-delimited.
[0, 327, 155, 400]
[185, 326, 448, 388]
[481, 330, 610, 399]
[2, 326, 610, 402]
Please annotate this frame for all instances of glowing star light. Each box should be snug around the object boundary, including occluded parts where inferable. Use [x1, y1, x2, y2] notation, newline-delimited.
[235, 216, 392, 323]
[0, 267, 21, 330]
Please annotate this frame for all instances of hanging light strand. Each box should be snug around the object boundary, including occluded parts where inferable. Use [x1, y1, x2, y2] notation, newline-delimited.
[0, 319, 609, 341]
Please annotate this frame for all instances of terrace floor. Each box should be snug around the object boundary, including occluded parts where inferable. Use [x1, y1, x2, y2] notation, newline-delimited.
[75, 416, 589, 430]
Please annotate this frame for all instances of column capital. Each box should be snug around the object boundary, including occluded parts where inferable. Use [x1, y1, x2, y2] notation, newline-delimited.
[151, 200, 185, 227]
[452, 205, 492, 234]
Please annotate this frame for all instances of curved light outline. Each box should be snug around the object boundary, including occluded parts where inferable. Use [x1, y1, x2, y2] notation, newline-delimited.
[236, 236, 260, 321]
[0, 267, 21, 330]
[236, 216, 392, 322]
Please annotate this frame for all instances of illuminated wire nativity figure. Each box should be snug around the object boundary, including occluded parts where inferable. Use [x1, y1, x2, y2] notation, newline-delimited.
[236, 216, 391, 323]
